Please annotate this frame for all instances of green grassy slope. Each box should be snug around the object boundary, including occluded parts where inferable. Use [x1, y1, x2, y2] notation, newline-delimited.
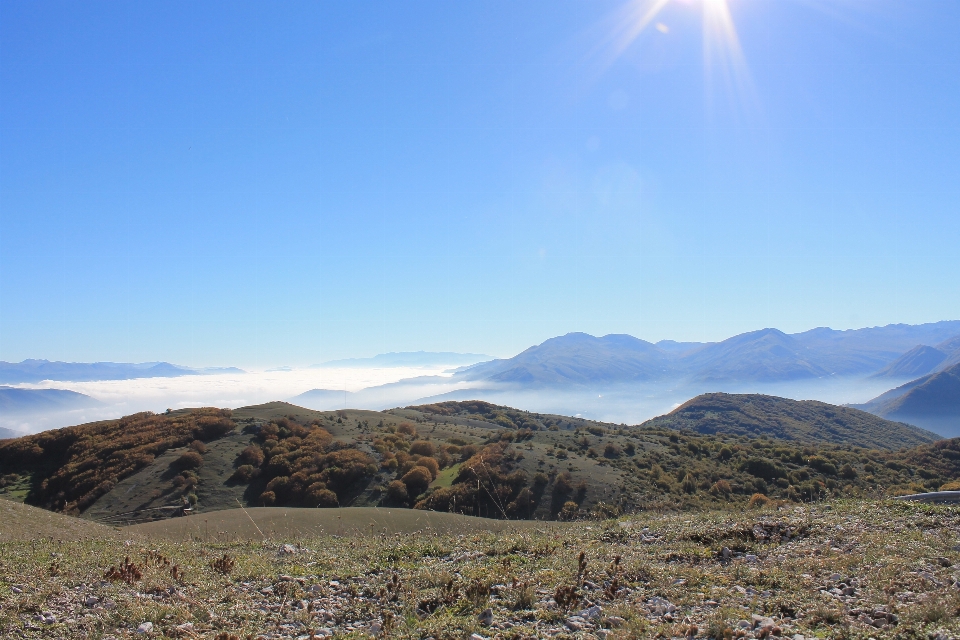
[125, 506, 546, 541]
[641, 392, 939, 449]
[0, 498, 115, 541]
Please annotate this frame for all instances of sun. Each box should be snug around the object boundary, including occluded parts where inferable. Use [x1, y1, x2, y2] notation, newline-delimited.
[593, 0, 755, 115]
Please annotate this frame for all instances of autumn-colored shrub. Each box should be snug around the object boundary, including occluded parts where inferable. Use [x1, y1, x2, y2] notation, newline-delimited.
[249, 421, 375, 508]
[748, 493, 772, 508]
[0, 408, 233, 513]
[396, 422, 418, 437]
[189, 440, 208, 454]
[238, 444, 264, 467]
[174, 451, 204, 471]
[416, 442, 531, 519]
[260, 490, 276, 506]
[401, 466, 433, 497]
[230, 464, 258, 483]
[416, 456, 440, 479]
[409, 440, 436, 457]
[386, 480, 409, 503]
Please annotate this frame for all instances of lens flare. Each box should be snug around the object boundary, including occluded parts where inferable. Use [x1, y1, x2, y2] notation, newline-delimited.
[590, 0, 758, 117]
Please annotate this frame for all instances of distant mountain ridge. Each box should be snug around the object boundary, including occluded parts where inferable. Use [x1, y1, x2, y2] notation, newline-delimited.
[456, 321, 960, 387]
[857, 363, 960, 437]
[641, 392, 939, 450]
[0, 386, 100, 415]
[0, 360, 244, 384]
[314, 351, 491, 369]
[872, 334, 960, 379]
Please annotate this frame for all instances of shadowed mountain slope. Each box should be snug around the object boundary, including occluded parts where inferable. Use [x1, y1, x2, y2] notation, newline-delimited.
[0, 386, 100, 414]
[874, 345, 949, 379]
[858, 363, 960, 437]
[641, 392, 939, 450]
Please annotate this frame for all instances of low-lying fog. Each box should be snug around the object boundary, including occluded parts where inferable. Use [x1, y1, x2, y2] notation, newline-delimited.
[1, 365, 909, 436]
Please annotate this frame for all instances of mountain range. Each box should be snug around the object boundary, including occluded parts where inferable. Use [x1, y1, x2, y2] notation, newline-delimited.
[313, 351, 491, 369]
[456, 321, 960, 386]
[0, 360, 244, 385]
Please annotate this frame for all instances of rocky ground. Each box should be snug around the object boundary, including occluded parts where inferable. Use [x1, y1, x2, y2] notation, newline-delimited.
[3, 499, 960, 639]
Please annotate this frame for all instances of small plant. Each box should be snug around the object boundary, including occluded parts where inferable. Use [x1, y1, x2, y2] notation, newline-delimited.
[748, 493, 771, 508]
[465, 578, 491, 608]
[510, 580, 535, 610]
[104, 556, 143, 584]
[210, 553, 235, 575]
[554, 584, 579, 611]
[576, 550, 587, 581]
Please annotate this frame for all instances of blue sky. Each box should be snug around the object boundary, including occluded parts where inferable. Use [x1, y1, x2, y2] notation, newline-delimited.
[1, 0, 959, 367]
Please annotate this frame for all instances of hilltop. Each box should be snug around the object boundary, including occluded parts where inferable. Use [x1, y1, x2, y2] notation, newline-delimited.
[4, 397, 960, 527]
[640, 392, 939, 450]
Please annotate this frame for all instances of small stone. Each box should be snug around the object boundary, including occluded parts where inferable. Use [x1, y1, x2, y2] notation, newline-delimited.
[606, 616, 626, 628]
[11, 586, 23, 594]
[85, 596, 99, 607]
[136, 621, 153, 634]
[580, 605, 602, 620]
[279, 544, 298, 555]
[721, 547, 732, 560]
[477, 607, 493, 626]
[792, 635, 805, 640]
[565, 617, 584, 631]
[368, 622, 382, 634]
[752, 614, 774, 630]
[470, 635, 487, 640]
[745, 554, 758, 563]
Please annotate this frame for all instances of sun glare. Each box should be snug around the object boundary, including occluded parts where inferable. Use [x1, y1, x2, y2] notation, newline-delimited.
[592, 0, 757, 117]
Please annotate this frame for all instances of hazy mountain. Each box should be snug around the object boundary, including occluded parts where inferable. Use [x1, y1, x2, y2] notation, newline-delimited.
[791, 322, 960, 375]
[314, 351, 491, 369]
[0, 360, 244, 384]
[858, 363, 960, 437]
[642, 392, 938, 450]
[288, 388, 355, 410]
[0, 426, 23, 440]
[452, 322, 960, 387]
[0, 387, 100, 415]
[873, 345, 949, 379]
[679, 329, 829, 381]
[654, 340, 708, 355]
[935, 335, 960, 371]
[460, 333, 674, 385]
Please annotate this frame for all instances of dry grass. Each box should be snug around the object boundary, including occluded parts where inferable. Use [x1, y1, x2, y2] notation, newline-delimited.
[2, 499, 960, 638]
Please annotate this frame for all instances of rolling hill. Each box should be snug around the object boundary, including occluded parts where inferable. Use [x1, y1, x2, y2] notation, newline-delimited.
[640, 392, 939, 449]
[3, 396, 960, 525]
[858, 363, 960, 437]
